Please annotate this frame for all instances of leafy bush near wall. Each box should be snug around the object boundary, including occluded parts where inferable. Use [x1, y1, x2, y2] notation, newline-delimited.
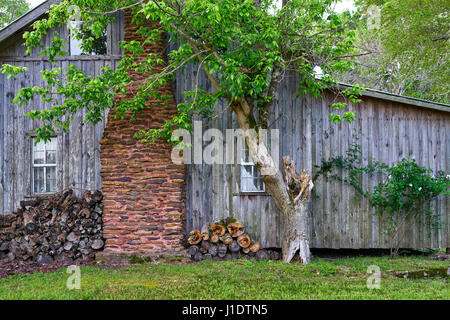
[313, 137, 450, 257]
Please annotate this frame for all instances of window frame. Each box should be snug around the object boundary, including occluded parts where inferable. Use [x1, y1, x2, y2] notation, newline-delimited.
[239, 143, 266, 193]
[69, 21, 108, 56]
[32, 137, 57, 195]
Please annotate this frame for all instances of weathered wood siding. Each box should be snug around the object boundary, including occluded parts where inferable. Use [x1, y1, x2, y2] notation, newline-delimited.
[0, 14, 124, 214]
[174, 64, 450, 249]
[1, 21, 449, 250]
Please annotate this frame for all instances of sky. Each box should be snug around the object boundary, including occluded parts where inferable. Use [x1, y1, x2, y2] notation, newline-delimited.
[27, 0, 355, 11]
[334, 0, 356, 13]
[27, 0, 46, 8]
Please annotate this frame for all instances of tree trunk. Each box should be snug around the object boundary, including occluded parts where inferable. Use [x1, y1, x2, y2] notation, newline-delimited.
[233, 100, 313, 264]
[281, 202, 311, 264]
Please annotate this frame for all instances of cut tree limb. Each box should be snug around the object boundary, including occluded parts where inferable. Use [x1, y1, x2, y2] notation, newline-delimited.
[227, 222, 244, 238]
[188, 245, 199, 256]
[228, 240, 241, 252]
[220, 233, 232, 245]
[210, 234, 219, 243]
[186, 220, 281, 262]
[217, 243, 227, 257]
[249, 241, 261, 253]
[188, 230, 202, 245]
[203, 253, 213, 260]
[208, 243, 218, 256]
[237, 234, 251, 248]
[193, 252, 203, 262]
[210, 223, 226, 236]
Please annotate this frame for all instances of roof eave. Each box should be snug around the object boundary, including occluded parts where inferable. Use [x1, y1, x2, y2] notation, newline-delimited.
[0, 0, 60, 44]
[337, 83, 450, 113]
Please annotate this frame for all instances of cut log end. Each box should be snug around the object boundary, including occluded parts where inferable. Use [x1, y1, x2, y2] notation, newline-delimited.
[187, 230, 202, 245]
[220, 233, 232, 245]
[210, 223, 226, 237]
[237, 234, 251, 248]
[228, 240, 241, 252]
[249, 241, 261, 253]
[210, 234, 219, 243]
[227, 222, 244, 238]
[188, 220, 275, 263]
[217, 243, 227, 257]
[188, 245, 199, 256]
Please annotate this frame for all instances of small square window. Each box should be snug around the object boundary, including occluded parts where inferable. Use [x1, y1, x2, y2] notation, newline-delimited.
[69, 21, 107, 56]
[240, 143, 265, 193]
[32, 137, 57, 194]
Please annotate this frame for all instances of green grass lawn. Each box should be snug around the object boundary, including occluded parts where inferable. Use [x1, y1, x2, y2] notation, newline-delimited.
[0, 256, 448, 300]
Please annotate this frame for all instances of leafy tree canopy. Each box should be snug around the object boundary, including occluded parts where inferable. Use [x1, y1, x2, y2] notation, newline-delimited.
[2, 0, 363, 143]
[341, 0, 449, 103]
[0, 0, 30, 28]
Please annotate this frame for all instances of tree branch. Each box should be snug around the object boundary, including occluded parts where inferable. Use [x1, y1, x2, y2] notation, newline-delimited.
[169, 23, 221, 91]
[81, 0, 144, 15]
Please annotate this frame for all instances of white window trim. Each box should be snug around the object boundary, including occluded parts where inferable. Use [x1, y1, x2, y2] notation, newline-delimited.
[69, 21, 84, 56]
[240, 144, 265, 193]
[32, 138, 57, 195]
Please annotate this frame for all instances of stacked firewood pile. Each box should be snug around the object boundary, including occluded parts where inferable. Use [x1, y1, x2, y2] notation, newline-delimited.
[0, 189, 104, 264]
[187, 218, 280, 261]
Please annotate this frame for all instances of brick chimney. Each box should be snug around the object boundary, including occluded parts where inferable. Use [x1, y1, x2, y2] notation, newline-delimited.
[99, 11, 186, 259]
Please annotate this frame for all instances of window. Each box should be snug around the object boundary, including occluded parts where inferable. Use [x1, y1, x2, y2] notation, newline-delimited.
[240, 143, 265, 193]
[32, 138, 57, 194]
[69, 21, 107, 56]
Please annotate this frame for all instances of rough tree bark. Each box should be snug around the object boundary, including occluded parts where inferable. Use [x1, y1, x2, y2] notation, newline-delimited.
[281, 157, 313, 264]
[233, 99, 314, 264]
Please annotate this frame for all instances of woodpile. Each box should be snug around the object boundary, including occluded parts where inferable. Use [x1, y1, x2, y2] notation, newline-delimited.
[0, 189, 104, 264]
[187, 218, 281, 262]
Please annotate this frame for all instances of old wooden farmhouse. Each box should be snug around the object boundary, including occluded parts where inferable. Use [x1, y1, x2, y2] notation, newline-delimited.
[0, 0, 449, 257]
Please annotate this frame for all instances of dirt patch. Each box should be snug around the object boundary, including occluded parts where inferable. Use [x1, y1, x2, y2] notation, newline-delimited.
[0, 257, 93, 279]
[94, 252, 192, 270]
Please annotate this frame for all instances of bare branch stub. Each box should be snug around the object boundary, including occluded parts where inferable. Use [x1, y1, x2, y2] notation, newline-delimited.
[282, 155, 313, 205]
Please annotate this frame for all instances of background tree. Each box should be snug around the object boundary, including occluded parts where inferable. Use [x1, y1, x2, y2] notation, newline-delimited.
[0, 0, 30, 28]
[3, 0, 364, 263]
[340, 0, 449, 103]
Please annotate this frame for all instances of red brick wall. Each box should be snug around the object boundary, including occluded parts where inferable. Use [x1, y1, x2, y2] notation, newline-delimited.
[99, 12, 186, 257]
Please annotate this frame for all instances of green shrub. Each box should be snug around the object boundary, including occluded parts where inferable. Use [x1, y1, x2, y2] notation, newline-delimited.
[369, 159, 449, 257]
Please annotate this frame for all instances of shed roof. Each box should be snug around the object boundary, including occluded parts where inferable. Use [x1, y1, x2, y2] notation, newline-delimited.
[0, 0, 59, 44]
[0, 0, 448, 113]
[338, 84, 449, 113]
